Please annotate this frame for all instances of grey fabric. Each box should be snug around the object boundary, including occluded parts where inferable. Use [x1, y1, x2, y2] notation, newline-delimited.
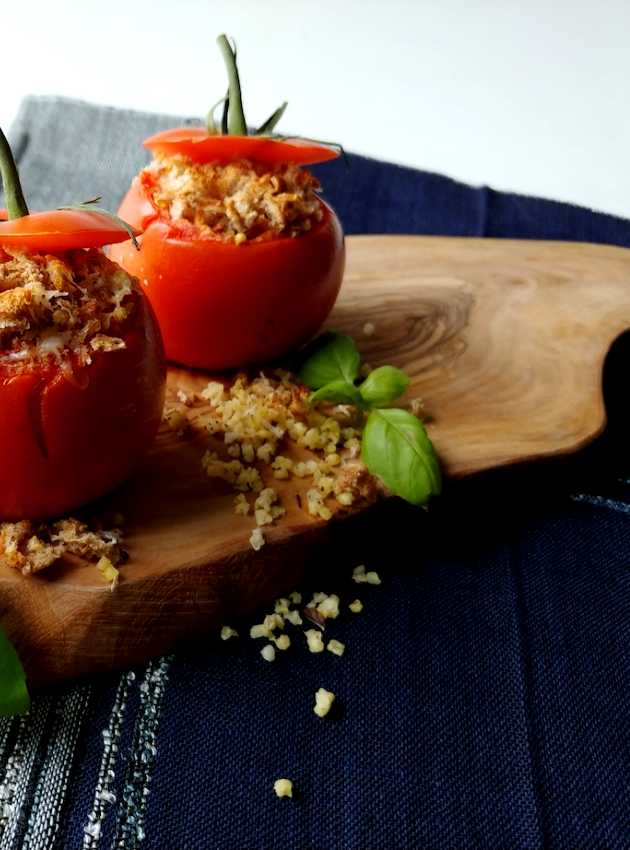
[5, 95, 201, 212]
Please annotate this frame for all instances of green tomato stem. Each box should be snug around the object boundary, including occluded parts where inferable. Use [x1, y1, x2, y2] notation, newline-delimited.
[206, 95, 227, 134]
[221, 95, 230, 135]
[0, 126, 29, 219]
[256, 101, 288, 135]
[216, 34, 247, 135]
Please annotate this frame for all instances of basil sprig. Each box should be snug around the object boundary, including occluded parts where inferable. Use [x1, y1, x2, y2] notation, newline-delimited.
[298, 332, 441, 506]
[0, 627, 30, 717]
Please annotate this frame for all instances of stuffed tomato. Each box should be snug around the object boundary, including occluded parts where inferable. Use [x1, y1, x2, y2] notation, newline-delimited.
[110, 35, 345, 371]
[0, 130, 165, 521]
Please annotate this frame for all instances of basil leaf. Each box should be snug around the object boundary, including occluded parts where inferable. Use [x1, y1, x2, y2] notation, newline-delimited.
[298, 332, 360, 389]
[0, 628, 30, 717]
[359, 366, 410, 407]
[362, 408, 441, 505]
[309, 380, 364, 407]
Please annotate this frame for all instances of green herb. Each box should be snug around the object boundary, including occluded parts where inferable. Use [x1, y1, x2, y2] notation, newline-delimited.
[309, 379, 364, 408]
[298, 332, 441, 506]
[0, 628, 30, 717]
[362, 409, 441, 505]
[298, 331, 360, 388]
[359, 365, 410, 407]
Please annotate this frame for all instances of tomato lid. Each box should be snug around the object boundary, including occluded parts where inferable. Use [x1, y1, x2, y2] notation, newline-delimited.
[144, 128, 340, 166]
[0, 209, 139, 252]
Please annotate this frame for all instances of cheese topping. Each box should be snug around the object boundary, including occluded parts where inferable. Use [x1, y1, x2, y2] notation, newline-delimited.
[146, 154, 324, 241]
[0, 247, 136, 371]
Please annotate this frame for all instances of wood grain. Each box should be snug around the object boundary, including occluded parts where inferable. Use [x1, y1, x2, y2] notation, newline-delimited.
[3, 235, 630, 686]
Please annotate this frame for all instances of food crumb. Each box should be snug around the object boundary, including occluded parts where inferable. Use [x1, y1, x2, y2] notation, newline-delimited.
[1, 518, 124, 576]
[254, 487, 284, 527]
[327, 639, 345, 657]
[284, 609, 303, 626]
[274, 597, 290, 615]
[164, 406, 188, 435]
[96, 556, 119, 589]
[352, 565, 366, 583]
[176, 389, 192, 406]
[274, 778, 293, 798]
[314, 688, 335, 718]
[336, 491, 354, 506]
[274, 634, 291, 651]
[363, 322, 375, 336]
[316, 594, 340, 620]
[250, 623, 270, 639]
[349, 599, 363, 613]
[408, 397, 424, 416]
[249, 528, 265, 551]
[305, 629, 325, 653]
[234, 494, 250, 516]
[261, 644, 276, 662]
[263, 613, 284, 632]
[352, 565, 381, 585]
[220, 626, 238, 641]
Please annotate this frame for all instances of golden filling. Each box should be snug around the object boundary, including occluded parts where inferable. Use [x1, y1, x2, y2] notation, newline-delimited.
[147, 155, 324, 241]
[0, 248, 135, 371]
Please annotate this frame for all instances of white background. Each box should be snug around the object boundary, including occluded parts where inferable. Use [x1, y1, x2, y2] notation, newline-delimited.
[3, 0, 629, 217]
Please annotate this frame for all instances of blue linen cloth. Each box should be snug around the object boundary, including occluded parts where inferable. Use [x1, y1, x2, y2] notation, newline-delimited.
[1, 96, 630, 850]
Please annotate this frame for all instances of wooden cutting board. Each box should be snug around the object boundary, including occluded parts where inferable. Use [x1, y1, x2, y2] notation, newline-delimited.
[3, 235, 630, 687]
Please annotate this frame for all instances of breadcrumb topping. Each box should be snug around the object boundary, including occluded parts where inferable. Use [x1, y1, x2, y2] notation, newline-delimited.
[145, 155, 323, 242]
[314, 688, 335, 717]
[305, 628, 325, 653]
[352, 565, 381, 585]
[237, 564, 382, 693]
[169, 372, 378, 541]
[261, 644, 276, 662]
[327, 639, 345, 657]
[0, 517, 124, 576]
[273, 778, 293, 798]
[0, 248, 136, 372]
[162, 370, 379, 549]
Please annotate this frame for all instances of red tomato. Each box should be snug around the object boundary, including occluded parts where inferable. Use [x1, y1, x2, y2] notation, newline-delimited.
[0, 287, 165, 521]
[144, 128, 340, 166]
[0, 209, 139, 253]
[111, 169, 345, 370]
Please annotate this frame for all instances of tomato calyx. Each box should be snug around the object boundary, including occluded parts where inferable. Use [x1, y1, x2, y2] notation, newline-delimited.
[0, 127, 139, 252]
[144, 34, 343, 167]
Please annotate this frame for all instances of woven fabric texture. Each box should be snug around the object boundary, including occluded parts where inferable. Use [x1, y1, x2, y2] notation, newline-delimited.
[1, 96, 629, 850]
